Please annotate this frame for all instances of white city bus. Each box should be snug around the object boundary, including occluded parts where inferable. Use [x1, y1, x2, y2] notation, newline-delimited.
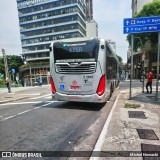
[49, 37, 119, 103]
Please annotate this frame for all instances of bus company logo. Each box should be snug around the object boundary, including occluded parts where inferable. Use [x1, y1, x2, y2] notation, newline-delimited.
[72, 80, 77, 86]
[63, 43, 86, 47]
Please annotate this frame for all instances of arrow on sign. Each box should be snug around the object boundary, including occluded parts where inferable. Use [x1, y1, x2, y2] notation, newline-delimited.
[125, 28, 129, 32]
[126, 20, 129, 25]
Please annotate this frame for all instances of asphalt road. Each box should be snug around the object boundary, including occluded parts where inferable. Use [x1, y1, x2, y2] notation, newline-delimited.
[0, 83, 125, 160]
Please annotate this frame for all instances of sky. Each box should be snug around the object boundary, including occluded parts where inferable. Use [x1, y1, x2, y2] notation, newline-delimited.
[0, 0, 132, 63]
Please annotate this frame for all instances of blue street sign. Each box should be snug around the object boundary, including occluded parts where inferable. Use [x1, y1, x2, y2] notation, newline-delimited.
[123, 16, 160, 34]
[124, 16, 160, 27]
[124, 24, 160, 34]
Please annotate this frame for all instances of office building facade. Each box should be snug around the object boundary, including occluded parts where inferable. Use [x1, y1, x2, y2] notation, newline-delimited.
[16, 0, 93, 85]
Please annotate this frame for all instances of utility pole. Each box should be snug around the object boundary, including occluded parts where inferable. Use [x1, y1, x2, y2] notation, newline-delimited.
[1, 49, 11, 92]
[155, 33, 160, 101]
[129, 34, 134, 100]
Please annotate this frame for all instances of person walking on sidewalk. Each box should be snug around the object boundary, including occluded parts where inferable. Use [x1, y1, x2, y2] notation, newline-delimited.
[145, 70, 154, 94]
[5, 78, 11, 93]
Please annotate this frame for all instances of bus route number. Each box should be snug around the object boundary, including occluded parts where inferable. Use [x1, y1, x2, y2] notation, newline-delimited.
[69, 47, 82, 53]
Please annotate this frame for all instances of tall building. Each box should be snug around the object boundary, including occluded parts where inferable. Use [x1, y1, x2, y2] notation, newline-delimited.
[131, 0, 157, 16]
[16, 0, 94, 85]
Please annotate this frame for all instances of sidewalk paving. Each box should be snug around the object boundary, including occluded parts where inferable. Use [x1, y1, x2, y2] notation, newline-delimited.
[96, 86, 160, 160]
[0, 85, 50, 104]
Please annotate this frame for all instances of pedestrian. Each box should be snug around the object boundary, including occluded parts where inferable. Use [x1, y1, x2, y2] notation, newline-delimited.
[5, 78, 11, 93]
[38, 79, 42, 87]
[39, 79, 42, 87]
[145, 70, 154, 94]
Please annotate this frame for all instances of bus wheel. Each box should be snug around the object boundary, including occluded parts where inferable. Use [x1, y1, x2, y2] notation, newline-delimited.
[110, 84, 113, 98]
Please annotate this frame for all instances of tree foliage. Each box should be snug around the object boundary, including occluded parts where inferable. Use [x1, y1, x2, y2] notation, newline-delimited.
[127, 1, 160, 51]
[0, 55, 23, 75]
[116, 55, 123, 62]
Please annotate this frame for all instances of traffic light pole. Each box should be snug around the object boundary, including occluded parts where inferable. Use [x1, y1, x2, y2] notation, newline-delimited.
[142, 61, 144, 93]
[155, 33, 160, 101]
[129, 34, 134, 100]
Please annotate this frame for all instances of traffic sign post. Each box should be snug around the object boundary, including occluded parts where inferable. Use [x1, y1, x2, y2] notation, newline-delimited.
[123, 16, 160, 100]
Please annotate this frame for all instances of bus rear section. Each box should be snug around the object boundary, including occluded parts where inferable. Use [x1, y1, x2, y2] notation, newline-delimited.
[50, 38, 108, 103]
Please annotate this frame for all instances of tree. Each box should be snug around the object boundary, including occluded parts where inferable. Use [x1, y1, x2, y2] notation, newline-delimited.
[0, 55, 23, 75]
[116, 54, 123, 63]
[127, 1, 160, 51]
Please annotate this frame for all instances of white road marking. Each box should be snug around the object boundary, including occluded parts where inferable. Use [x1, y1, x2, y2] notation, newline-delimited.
[0, 101, 43, 106]
[46, 101, 59, 103]
[29, 94, 51, 100]
[17, 93, 40, 96]
[89, 92, 121, 160]
[1, 102, 54, 121]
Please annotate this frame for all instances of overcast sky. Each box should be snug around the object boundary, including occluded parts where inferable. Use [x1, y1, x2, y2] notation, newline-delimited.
[0, 0, 132, 62]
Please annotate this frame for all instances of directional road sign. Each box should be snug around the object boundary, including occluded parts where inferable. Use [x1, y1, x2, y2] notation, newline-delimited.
[123, 16, 160, 34]
[124, 24, 160, 34]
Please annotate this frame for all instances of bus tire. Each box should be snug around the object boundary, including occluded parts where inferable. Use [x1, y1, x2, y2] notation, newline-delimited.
[110, 84, 113, 98]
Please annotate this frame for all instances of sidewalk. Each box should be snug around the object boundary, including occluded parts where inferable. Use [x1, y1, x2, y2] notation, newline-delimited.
[92, 86, 160, 160]
[0, 85, 50, 104]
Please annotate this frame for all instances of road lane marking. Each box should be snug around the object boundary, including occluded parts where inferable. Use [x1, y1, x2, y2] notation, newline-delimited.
[0, 101, 43, 106]
[29, 94, 51, 100]
[1, 102, 54, 121]
[89, 92, 121, 160]
[16, 93, 40, 95]
[46, 101, 59, 103]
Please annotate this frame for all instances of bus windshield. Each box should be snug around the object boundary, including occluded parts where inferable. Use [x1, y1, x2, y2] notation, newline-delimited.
[53, 39, 99, 62]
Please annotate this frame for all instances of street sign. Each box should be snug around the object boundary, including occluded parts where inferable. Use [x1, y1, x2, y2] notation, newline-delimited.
[123, 16, 160, 34]
[124, 16, 160, 27]
[124, 24, 160, 34]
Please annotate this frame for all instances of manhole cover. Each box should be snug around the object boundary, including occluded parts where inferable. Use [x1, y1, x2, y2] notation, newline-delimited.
[137, 129, 159, 140]
[141, 143, 160, 160]
[128, 111, 146, 119]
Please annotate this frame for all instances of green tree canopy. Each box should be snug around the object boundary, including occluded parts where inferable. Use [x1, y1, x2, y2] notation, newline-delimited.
[127, 1, 160, 51]
[0, 55, 23, 75]
[116, 55, 123, 63]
